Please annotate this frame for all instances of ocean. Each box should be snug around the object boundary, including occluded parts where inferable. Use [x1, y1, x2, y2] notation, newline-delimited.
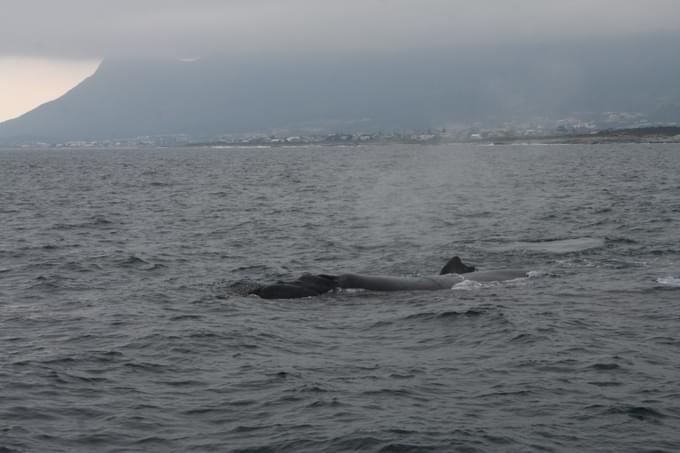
[1, 143, 679, 452]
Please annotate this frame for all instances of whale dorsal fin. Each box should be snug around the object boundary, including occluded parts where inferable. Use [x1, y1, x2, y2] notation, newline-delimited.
[440, 256, 476, 274]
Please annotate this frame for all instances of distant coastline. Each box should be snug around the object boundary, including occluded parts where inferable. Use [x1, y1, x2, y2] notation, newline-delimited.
[187, 126, 680, 148]
[488, 126, 680, 146]
[3, 126, 680, 149]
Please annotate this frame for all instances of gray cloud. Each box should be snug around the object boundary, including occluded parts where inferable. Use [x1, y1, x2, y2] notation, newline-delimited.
[2, 0, 680, 58]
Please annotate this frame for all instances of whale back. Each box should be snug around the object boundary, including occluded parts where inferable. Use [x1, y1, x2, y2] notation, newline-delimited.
[337, 273, 463, 291]
[462, 270, 529, 282]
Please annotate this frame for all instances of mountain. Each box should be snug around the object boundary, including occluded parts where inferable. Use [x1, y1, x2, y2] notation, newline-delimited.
[2, 35, 680, 143]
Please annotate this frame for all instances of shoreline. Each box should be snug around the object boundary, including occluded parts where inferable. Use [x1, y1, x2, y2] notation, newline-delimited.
[3, 127, 680, 149]
[190, 135, 680, 148]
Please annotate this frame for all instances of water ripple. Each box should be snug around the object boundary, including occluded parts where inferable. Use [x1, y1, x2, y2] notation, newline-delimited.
[1, 144, 679, 452]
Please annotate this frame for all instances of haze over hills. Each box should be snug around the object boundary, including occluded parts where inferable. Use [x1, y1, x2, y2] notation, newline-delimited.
[1, 34, 679, 144]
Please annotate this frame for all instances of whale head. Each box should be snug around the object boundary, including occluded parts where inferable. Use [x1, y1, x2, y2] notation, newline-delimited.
[439, 256, 476, 275]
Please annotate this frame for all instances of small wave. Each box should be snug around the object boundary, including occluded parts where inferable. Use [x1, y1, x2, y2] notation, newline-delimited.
[510, 333, 546, 344]
[657, 276, 680, 287]
[497, 237, 605, 254]
[361, 388, 417, 398]
[182, 406, 229, 416]
[61, 261, 102, 273]
[60, 372, 109, 385]
[606, 405, 667, 421]
[403, 308, 486, 322]
[605, 236, 637, 244]
[306, 398, 343, 408]
[123, 361, 168, 373]
[587, 381, 623, 387]
[587, 363, 621, 371]
[29, 274, 75, 290]
[323, 437, 384, 452]
[133, 437, 174, 447]
[377, 442, 443, 452]
[89, 215, 113, 225]
[555, 258, 597, 268]
[648, 335, 680, 346]
[582, 403, 668, 422]
[85, 352, 122, 366]
[119, 255, 149, 265]
[155, 379, 205, 387]
[389, 373, 416, 379]
[294, 384, 331, 393]
[52, 215, 116, 230]
[169, 314, 204, 321]
[438, 308, 485, 318]
[230, 264, 271, 272]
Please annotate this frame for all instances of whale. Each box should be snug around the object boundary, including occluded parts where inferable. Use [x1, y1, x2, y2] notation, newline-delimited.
[249, 256, 529, 299]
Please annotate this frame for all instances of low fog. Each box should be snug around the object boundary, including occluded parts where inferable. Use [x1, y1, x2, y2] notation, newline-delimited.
[2, 33, 679, 143]
[2, 1, 680, 141]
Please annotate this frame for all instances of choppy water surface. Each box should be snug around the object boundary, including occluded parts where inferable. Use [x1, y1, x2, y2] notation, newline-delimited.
[1, 144, 679, 452]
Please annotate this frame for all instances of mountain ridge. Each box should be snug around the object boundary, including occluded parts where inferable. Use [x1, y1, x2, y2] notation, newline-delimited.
[2, 35, 680, 144]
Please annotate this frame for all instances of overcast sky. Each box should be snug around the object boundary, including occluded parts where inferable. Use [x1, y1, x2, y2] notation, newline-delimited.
[2, 0, 680, 59]
[2, 0, 680, 122]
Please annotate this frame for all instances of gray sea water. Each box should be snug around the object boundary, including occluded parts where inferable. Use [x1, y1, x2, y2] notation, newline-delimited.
[1, 143, 679, 452]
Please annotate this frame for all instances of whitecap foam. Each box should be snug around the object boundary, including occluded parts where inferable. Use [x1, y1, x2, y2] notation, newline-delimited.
[657, 276, 680, 287]
[452, 280, 484, 291]
[527, 270, 549, 278]
[337, 288, 364, 294]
